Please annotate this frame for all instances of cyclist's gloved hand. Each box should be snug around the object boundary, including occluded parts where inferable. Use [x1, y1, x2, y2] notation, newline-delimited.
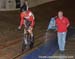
[18, 26, 21, 31]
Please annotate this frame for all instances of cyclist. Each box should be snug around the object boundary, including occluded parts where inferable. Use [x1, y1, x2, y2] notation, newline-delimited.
[18, 9, 35, 49]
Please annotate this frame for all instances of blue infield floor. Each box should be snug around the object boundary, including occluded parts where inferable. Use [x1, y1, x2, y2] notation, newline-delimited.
[22, 27, 75, 59]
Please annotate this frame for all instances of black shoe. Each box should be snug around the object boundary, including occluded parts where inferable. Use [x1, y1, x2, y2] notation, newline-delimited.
[30, 42, 34, 49]
[60, 51, 64, 54]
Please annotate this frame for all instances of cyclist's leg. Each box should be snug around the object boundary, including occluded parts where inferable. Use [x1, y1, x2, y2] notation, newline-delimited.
[22, 38, 26, 52]
[24, 28, 28, 45]
[22, 28, 27, 52]
[27, 27, 34, 48]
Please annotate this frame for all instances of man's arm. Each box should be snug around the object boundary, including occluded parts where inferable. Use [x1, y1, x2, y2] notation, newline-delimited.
[66, 18, 70, 28]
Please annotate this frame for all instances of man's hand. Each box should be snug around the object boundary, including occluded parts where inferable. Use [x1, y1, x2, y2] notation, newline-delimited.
[67, 24, 70, 28]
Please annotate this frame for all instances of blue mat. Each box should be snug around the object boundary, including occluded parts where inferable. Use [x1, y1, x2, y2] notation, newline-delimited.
[22, 38, 58, 59]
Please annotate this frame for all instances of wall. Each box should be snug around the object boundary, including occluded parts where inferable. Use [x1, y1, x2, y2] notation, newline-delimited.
[0, 0, 55, 10]
[28, 0, 55, 7]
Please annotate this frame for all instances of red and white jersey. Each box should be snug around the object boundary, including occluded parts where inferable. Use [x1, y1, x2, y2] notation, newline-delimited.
[19, 10, 35, 28]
